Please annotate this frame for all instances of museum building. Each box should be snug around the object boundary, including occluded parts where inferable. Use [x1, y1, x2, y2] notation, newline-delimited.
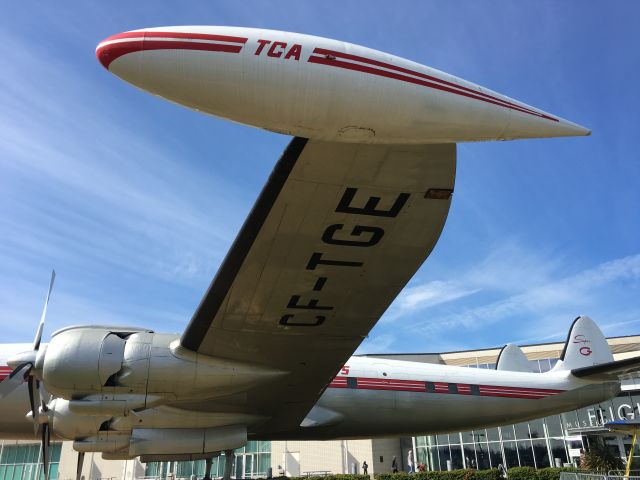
[1, 334, 639, 480]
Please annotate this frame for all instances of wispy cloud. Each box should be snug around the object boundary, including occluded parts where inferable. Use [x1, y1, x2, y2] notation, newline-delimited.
[355, 333, 398, 355]
[406, 253, 640, 346]
[2, 2, 639, 356]
[0, 27, 266, 341]
[383, 241, 560, 323]
[361, 242, 640, 353]
[385, 281, 480, 322]
[0, 30, 245, 283]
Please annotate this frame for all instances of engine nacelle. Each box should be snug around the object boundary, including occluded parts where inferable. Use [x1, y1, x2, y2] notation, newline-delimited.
[129, 425, 246, 457]
[46, 398, 111, 440]
[41, 325, 285, 407]
[78, 426, 246, 460]
[42, 326, 149, 398]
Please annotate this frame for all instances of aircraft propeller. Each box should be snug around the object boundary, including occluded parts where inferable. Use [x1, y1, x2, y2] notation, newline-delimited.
[0, 270, 56, 480]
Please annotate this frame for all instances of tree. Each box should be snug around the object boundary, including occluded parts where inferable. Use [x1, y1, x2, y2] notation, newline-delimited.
[581, 446, 624, 472]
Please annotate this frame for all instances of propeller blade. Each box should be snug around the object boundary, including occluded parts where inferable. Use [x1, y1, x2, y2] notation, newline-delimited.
[41, 423, 50, 480]
[33, 270, 56, 352]
[28, 378, 39, 434]
[76, 452, 85, 480]
[0, 363, 31, 399]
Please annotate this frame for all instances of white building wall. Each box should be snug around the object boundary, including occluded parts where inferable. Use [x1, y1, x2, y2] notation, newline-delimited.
[371, 438, 403, 474]
[56, 443, 143, 480]
[270, 438, 401, 476]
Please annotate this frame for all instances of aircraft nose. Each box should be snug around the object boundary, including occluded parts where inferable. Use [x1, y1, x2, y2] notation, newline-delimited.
[96, 32, 145, 70]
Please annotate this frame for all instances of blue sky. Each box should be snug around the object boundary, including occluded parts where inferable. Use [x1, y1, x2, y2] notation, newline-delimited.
[1, 2, 638, 354]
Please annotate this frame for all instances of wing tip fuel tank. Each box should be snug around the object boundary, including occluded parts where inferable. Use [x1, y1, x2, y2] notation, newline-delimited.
[97, 26, 591, 143]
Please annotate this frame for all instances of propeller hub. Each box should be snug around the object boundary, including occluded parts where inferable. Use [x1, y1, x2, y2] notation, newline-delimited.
[25, 409, 50, 424]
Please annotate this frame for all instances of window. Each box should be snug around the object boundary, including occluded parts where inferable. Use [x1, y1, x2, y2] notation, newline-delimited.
[463, 444, 476, 468]
[539, 358, 553, 372]
[437, 446, 451, 470]
[425, 382, 436, 393]
[486, 428, 500, 442]
[532, 439, 550, 468]
[503, 442, 520, 468]
[461, 431, 474, 443]
[487, 442, 503, 468]
[514, 422, 530, 440]
[529, 418, 545, 439]
[529, 360, 542, 373]
[476, 441, 490, 469]
[517, 441, 535, 467]
[501, 425, 516, 441]
[448, 383, 458, 394]
[549, 439, 568, 465]
[144, 441, 271, 479]
[0, 443, 62, 480]
[347, 377, 358, 388]
[470, 384, 480, 396]
[450, 445, 463, 469]
[545, 415, 564, 437]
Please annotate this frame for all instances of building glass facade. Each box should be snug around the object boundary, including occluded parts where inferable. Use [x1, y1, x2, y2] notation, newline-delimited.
[0, 443, 62, 480]
[415, 414, 574, 470]
[144, 441, 271, 479]
[415, 354, 640, 472]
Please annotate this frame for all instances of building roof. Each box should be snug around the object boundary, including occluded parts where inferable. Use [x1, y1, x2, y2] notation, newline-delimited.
[361, 334, 640, 366]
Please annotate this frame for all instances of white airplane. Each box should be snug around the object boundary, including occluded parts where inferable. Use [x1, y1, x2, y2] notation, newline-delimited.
[0, 26, 636, 480]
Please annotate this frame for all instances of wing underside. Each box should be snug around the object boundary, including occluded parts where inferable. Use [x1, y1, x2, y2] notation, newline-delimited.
[180, 138, 456, 435]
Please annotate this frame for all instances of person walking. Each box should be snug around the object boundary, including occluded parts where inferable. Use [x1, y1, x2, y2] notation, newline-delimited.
[407, 450, 414, 473]
[362, 461, 368, 475]
[392, 456, 398, 473]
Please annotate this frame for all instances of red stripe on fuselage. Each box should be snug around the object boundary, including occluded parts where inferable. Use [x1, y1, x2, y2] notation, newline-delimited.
[328, 376, 564, 400]
[0, 366, 11, 382]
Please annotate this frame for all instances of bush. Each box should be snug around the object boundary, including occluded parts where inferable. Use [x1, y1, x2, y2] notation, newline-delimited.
[473, 470, 502, 480]
[287, 476, 371, 480]
[284, 469, 581, 480]
[502, 467, 537, 480]
[500, 466, 581, 480]
[374, 469, 501, 480]
[536, 467, 578, 480]
[373, 467, 581, 480]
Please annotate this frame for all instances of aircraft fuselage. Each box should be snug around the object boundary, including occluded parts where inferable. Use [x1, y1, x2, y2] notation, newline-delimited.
[0, 344, 618, 441]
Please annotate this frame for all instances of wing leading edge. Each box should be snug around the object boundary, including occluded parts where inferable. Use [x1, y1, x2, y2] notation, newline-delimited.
[180, 138, 456, 435]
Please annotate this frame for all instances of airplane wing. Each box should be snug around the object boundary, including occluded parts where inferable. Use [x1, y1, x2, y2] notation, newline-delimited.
[180, 137, 455, 435]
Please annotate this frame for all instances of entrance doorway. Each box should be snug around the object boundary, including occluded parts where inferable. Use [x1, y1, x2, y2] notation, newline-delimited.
[235, 452, 261, 479]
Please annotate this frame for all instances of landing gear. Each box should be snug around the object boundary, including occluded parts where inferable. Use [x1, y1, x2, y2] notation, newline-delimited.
[223, 450, 233, 480]
[76, 452, 84, 480]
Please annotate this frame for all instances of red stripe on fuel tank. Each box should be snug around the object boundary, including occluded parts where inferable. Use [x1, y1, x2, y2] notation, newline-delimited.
[104, 31, 248, 44]
[308, 50, 557, 122]
[97, 39, 244, 69]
